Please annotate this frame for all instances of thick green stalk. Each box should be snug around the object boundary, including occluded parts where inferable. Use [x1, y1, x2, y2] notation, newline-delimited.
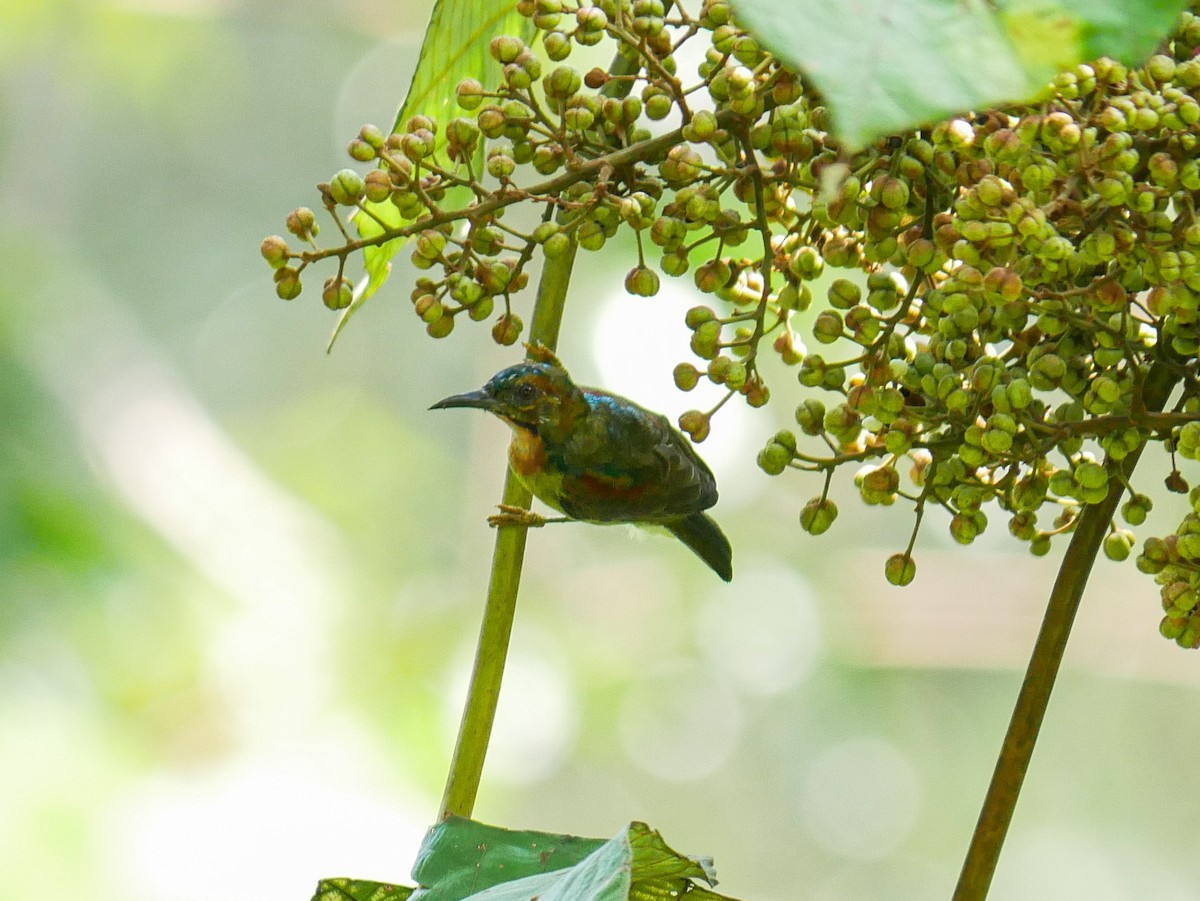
[953, 361, 1177, 900]
[437, 39, 627, 820]
[438, 240, 577, 821]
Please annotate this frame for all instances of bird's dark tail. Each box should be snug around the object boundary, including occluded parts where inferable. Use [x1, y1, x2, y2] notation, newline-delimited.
[665, 512, 733, 582]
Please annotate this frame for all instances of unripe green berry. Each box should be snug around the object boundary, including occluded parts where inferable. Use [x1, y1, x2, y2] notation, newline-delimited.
[1161, 615, 1189, 641]
[949, 512, 983, 544]
[492, 313, 522, 345]
[659, 249, 688, 277]
[415, 229, 447, 260]
[467, 296, 495, 321]
[426, 314, 455, 339]
[415, 294, 444, 323]
[360, 169, 390, 203]
[1178, 421, 1200, 459]
[1121, 494, 1151, 526]
[285, 208, 319, 241]
[545, 65, 582, 100]
[322, 277, 353, 310]
[873, 175, 910, 210]
[725, 360, 748, 390]
[701, 0, 732, 26]
[795, 398, 825, 435]
[812, 310, 844, 344]
[576, 220, 606, 252]
[489, 35, 524, 64]
[884, 553, 917, 586]
[771, 429, 797, 455]
[757, 439, 792, 475]
[576, 5, 608, 31]
[1145, 53, 1176, 82]
[685, 305, 717, 329]
[644, 89, 673, 120]
[1009, 512, 1038, 541]
[329, 169, 366, 205]
[981, 429, 1013, 455]
[798, 355, 828, 388]
[744, 379, 770, 407]
[827, 279, 862, 308]
[857, 464, 899, 504]
[1138, 536, 1170, 574]
[542, 232, 572, 259]
[543, 30, 571, 60]
[800, 497, 838, 535]
[1074, 460, 1108, 491]
[685, 109, 720, 142]
[261, 235, 291, 269]
[673, 362, 700, 391]
[347, 138, 377, 163]
[905, 238, 936, 269]
[1103, 530, 1135, 562]
[823, 403, 860, 439]
[446, 116, 481, 150]
[625, 265, 660, 297]
[789, 246, 824, 280]
[357, 123, 385, 150]
[273, 266, 302, 300]
[660, 145, 703, 186]
[707, 355, 732, 385]
[678, 409, 711, 442]
[486, 149, 516, 180]
[404, 115, 435, 134]
[690, 320, 721, 359]
[401, 127, 437, 161]
[456, 78, 485, 110]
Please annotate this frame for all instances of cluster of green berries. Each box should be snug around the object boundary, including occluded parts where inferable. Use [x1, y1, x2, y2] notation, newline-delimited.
[264, 0, 1200, 645]
[742, 6, 1200, 625]
[1139, 432, 1200, 647]
[1138, 490, 1200, 648]
[261, 0, 792, 386]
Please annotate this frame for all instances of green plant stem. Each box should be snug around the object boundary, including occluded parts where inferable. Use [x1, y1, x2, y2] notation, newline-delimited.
[953, 360, 1177, 901]
[438, 239, 577, 821]
[436, 38, 632, 824]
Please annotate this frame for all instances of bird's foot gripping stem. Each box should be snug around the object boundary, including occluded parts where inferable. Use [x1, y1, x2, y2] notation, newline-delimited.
[487, 504, 567, 529]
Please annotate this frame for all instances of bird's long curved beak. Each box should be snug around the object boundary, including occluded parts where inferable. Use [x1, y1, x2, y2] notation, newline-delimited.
[429, 388, 495, 411]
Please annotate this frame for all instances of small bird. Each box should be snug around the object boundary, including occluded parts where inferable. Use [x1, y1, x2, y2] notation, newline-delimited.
[431, 347, 732, 581]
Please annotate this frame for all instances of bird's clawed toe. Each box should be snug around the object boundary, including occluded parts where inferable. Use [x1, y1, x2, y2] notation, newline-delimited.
[487, 505, 549, 529]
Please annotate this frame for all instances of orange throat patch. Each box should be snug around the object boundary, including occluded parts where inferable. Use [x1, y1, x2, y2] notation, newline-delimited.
[507, 425, 547, 478]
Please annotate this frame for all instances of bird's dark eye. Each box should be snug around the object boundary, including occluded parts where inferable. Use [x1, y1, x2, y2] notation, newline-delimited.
[514, 382, 537, 402]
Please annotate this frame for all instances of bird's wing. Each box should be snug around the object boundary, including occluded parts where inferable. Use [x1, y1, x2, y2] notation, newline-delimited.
[555, 390, 718, 522]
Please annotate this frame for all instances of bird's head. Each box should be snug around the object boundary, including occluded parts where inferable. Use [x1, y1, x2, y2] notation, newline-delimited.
[431, 361, 588, 442]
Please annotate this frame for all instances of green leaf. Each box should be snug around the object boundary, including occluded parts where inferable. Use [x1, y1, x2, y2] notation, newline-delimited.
[410, 816, 608, 900]
[627, 822, 715, 885]
[729, 0, 1191, 147]
[330, 0, 534, 349]
[405, 819, 742, 901]
[312, 877, 414, 901]
[387, 0, 531, 136]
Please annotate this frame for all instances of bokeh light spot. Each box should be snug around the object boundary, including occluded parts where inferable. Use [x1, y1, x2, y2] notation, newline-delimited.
[696, 560, 822, 695]
[442, 630, 577, 785]
[618, 660, 743, 782]
[800, 737, 919, 859]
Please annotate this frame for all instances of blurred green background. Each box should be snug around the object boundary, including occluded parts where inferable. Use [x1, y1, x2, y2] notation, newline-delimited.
[3, 2, 1200, 899]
